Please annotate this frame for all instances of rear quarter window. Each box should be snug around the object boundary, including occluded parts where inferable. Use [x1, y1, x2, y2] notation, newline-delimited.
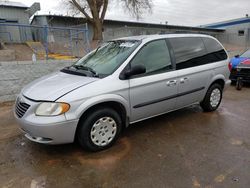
[169, 37, 207, 70]
[202, 37, 228, 62]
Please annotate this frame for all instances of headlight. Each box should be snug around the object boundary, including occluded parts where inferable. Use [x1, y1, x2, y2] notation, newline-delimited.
[35, 102, 70, 116]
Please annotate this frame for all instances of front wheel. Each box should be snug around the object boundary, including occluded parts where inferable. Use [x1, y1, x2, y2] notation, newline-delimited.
[201, 83, 223, 112]
[77, 108, 122, 152]
[236, 78, 243, 90]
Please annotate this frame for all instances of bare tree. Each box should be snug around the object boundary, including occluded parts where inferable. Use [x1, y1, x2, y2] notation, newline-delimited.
[67, 0, 152, 41]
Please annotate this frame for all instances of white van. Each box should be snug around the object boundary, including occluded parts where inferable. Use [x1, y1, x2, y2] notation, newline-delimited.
[15, 34, 231, 151]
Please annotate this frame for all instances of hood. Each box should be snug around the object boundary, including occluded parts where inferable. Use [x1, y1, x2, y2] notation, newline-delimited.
[238, 59, 250, 68]
[22, 71, 98, 101]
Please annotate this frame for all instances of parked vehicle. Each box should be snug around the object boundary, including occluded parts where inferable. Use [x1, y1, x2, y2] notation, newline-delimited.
[229, 49, 250, 87]
[14, 34, 231, 151]
[229, 49, 250, 69]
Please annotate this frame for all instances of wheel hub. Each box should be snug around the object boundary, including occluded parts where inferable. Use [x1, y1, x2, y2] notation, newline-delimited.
[210, 88, 221, 108]
[90, 117, 117, 146]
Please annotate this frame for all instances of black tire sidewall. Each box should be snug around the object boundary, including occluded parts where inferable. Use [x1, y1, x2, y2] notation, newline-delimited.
[77, 108, 122, 152]
[201, 84, 223, 112]
[236, 81, 242, 90]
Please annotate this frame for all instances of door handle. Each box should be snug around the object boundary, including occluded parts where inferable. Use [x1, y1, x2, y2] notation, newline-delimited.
[180, 77, 188, 84]
[166, 80, 177, 86]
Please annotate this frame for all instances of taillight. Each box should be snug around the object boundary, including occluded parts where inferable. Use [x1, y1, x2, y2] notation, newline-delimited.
[228, 62, 232, 71]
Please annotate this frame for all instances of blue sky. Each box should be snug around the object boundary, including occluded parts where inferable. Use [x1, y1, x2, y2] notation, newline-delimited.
[16, 0, 250, 26]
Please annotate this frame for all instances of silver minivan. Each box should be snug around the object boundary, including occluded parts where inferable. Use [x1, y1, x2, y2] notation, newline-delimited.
[14, 34, 231, 151]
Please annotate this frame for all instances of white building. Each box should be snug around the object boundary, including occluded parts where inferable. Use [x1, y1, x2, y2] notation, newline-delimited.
[203, 16, 250, 50]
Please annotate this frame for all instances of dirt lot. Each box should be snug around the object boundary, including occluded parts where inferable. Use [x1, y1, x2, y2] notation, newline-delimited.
[0, 86, 250, 188]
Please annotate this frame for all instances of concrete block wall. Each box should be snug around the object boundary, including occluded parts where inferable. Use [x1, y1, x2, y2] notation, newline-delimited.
[0, 60, 76, 103]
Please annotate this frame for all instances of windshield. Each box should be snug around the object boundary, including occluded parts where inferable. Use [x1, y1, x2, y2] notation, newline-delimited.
[62, 40, 140, 78]
[241, 50, 250, 58]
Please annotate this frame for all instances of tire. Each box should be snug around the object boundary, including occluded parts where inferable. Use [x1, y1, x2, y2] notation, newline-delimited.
[200, 83, 223, 112]
[77, 107, 122, 152]
[236, 80, 242, 90]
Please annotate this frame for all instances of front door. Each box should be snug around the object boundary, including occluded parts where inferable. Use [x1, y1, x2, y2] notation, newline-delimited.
[128, 39, 178, 122]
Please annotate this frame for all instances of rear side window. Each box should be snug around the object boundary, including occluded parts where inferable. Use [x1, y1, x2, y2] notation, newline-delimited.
[169, 37, 207, 70]
[202, 37, 228, 62]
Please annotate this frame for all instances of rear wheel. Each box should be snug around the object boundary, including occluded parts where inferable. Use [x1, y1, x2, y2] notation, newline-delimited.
[77, 107, 122, 152]
[201, 83, 223, 112]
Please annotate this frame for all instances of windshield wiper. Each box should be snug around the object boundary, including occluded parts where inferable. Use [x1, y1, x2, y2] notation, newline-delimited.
[72, 65, 99, 77]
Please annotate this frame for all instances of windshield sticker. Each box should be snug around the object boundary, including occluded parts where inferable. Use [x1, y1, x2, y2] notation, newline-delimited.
[119, 42, 135, 48]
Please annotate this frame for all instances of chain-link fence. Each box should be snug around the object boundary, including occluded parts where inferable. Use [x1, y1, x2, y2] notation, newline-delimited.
[1, 23, 249, 60]
[0, 23, 90, 60]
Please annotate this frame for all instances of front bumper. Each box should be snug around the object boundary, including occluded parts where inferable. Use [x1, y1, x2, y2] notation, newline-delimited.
[230, 68, 250, 82]
[16, 117, 79, 144]
[14, 96, 79, 145]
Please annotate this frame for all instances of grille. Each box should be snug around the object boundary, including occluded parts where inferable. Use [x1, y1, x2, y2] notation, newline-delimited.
[230, 68, 250, 81]
[15, 100, 30, 118]
[238, 68, 250, 75]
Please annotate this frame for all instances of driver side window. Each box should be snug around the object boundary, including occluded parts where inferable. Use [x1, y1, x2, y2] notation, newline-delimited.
[130, 40, 172, 75]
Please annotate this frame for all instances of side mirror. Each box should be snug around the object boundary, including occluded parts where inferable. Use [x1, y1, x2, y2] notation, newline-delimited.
[120, 65, 146, 79]
[235, 54, 240, 58]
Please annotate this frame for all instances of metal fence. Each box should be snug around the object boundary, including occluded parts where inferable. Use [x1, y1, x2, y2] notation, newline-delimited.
[1, 23, 250, 60]
[0, 23, 90, 60]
